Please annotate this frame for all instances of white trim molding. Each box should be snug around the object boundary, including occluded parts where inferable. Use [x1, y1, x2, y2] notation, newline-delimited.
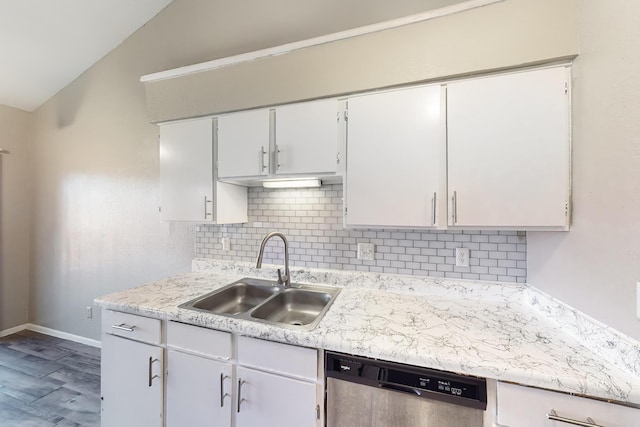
[26, 324, 101, 348]
[0, 323, 29, 338]
[140, 0, 505, 83]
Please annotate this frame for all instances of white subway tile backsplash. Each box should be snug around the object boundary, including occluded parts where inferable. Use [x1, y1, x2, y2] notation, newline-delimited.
[195, 184, 527, 283]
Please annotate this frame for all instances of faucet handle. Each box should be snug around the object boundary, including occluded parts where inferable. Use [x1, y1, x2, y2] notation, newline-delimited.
[277, 269, 283, 284]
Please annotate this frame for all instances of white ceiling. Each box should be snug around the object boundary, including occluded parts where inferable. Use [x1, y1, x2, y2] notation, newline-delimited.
[0, 0, 173, 112]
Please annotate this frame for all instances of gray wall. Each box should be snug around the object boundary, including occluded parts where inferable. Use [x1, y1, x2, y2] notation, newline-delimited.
[0, 105, 30, 333]
[28, 0, 471, 340]
[528, 0, 640, 340]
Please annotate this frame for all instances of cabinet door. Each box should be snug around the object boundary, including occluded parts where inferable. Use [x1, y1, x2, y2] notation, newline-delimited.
[345, 85, 444, 228]
[236, 367, 317, 427]
[159, 118, 214, 222]
[275, 99, 339, 176]
[218, 109, 270, 179]
[166, 350, 232, 427]
[496, 382, 640, 427]
[447, 66, 570, 229]
[101, 333, 164, 427]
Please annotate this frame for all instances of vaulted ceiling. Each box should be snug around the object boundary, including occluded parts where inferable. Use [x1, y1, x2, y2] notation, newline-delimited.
[0, 0, 472, 113]
[0, 0, 173, 112]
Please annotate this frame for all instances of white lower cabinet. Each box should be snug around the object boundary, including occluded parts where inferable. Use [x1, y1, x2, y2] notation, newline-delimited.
[164, 322, 321, 427]
[496, 382, 640, 427]
[101, 311, 164, 427]
[236, 336, 321, 427]
[236, 366, 317, 427]
[166, 350, 232, 427]
[166, 321, 233, 427]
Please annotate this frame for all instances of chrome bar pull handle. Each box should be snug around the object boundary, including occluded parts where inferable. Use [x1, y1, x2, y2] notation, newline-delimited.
[547, 409, 604, 427]
[452, 191, 458, 224]
[431, 192, 437, 226]
[204, 196, 212, 219]
[259, 146, 267, 173]
[148, 357, 160, 387]
[220, 373, 230, 407]
[336, 152, 340, 165]
[237, 379, 246, 413]
[111, 323, 135, 332]
[275, 144, 281, 170]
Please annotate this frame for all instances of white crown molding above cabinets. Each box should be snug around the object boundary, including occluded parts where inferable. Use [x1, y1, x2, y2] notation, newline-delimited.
[141, 0, 578, 124]
[140, 0, 506, 83]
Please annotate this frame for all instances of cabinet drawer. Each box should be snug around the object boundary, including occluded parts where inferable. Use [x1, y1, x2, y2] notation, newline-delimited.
[237, 335, 317, 381]
[101, 310, 161, 345]
[497, 382, 640, 427]
[167, 321, 232, 360]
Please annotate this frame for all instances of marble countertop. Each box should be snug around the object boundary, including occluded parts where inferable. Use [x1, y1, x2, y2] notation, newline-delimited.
[95, 259, 640, 405]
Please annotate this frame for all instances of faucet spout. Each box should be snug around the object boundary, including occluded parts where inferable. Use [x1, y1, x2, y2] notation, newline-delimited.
[256, 232, 291, 288]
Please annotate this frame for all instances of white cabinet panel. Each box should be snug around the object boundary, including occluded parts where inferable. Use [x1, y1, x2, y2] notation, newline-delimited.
[167, 321, 232, 359]
[101, 333, 164, 427]
[237, 335, 317, 381]
[166, 350, 232, 427]
[345, 85, 445, 228]
[447, 66, 570, 229]
[236, 366, 317, 427]
[159, 118, 248, 223]
[159, 118, 213, 221]
[496, 382, 640, 427]
[275, 99, 339, 176]
[101, 309, 161, 345]
[218, 109, 270, 179]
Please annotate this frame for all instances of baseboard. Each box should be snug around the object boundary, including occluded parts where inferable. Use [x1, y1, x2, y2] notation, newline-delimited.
[26, 324, 102, 348]
[0, 323, 29, 338]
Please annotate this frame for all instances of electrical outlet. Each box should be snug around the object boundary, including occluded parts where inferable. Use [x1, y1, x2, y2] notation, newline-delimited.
[455, 248, 470, 267]
[221, 238, 231, 251]
[86, 306, 93, 319]
[357, 243, 375, 261]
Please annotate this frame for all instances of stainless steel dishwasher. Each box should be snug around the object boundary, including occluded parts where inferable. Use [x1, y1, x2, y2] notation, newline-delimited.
[325, 352, 487, 427]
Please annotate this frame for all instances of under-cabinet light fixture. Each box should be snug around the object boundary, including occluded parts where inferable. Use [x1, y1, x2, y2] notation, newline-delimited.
[262, 178, 322, 189]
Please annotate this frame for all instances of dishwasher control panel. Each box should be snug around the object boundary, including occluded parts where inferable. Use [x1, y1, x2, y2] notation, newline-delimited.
[326, 351, 487, 410]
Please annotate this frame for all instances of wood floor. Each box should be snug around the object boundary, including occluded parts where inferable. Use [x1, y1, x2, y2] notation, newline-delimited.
[0, 330, 101, 426]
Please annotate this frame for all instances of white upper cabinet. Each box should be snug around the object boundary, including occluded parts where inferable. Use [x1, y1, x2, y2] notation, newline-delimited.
[274, 99, 340, 176]
[447, 66, 571, 229]
[160, 118, 213, 221]
[162, 64, 571, 230]
[159, 118, 248, 223]
[217, 109, 271, 179]
[345, 85, 445, 228]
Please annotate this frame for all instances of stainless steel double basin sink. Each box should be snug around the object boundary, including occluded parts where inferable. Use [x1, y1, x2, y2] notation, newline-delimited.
[178, 278, 341, 331]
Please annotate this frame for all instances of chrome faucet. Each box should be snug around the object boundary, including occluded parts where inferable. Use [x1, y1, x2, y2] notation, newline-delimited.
[256, 232, 291, 288]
